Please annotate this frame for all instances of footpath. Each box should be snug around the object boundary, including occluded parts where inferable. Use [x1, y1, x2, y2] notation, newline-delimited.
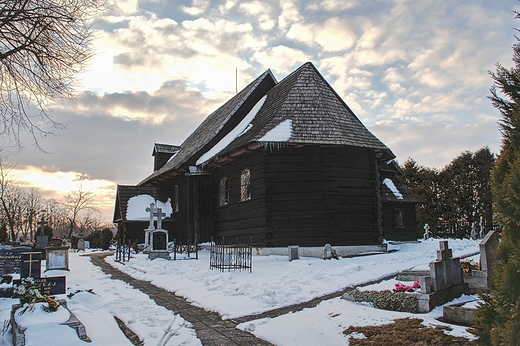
[88, 252, 273, 346]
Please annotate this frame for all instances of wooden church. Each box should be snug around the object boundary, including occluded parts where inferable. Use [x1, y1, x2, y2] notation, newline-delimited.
[113, 62, 421, 247]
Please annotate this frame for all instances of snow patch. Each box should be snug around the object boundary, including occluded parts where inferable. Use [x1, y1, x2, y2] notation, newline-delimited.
[196, 95, 267, 165]
[126, 194, 172, 221]
[259, 119, 292, 142]
[383, 178, 403, 199]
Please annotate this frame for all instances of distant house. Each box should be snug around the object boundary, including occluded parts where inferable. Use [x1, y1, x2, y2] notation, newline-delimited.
[113, 62, 420, 247]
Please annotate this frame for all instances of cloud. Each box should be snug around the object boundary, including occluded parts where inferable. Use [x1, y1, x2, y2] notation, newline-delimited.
[9, 0, 519, 223]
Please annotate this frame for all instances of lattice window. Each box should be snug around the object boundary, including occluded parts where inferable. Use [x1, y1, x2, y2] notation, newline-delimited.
[173, 185, 179, 212]
[395, 209, 405, 228]
[219, 177, 229, 206]
[240, 168, 251, 202]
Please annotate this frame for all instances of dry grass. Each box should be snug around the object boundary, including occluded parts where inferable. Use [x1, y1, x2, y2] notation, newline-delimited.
[343, 318, 477, 346]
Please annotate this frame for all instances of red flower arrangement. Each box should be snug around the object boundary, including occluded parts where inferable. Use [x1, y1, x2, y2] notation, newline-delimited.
[394, 280, 421, 292]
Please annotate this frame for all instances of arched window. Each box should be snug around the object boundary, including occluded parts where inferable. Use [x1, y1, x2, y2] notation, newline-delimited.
[218, 177, 229, 206]
[173, 185, 179, 212]
[240, 168, 251, 202]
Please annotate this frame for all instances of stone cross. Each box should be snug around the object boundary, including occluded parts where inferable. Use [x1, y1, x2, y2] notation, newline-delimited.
[145, 203, 157, 230]
[436, 240, 453, 260]
[155, 208, 166, 230]
[38, 216, 47, 235]
[423, 223, 431, 240]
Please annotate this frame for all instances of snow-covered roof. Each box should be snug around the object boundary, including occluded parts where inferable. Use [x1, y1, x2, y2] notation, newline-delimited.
[139, 62, 395, 186]
[382, 178, 403, 200]
[126, 194, 172, 221]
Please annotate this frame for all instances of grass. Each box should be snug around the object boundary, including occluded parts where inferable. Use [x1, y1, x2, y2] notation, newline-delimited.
[343, 318, 477, 346]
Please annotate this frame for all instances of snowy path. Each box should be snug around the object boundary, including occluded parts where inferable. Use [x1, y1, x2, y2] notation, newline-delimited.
[89, 252, 273, 346]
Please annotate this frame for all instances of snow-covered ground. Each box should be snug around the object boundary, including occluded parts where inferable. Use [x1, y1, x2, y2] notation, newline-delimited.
[0, 238, 481, 345]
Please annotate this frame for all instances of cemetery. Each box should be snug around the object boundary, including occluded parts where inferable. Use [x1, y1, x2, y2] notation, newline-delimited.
[0, 200, 501, 344]
[0, 220, 498, 345]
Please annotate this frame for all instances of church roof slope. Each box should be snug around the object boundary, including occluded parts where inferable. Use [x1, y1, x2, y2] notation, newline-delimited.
[198, 62, 394, 165]
[139, 69, 277, 185]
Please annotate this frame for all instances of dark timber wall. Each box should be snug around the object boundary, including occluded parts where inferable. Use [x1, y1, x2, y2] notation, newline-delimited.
[263, 145, 382, 247]
[168, 174, 213, 244]
[382, 203, 417, 241]
[212, 149, 267, 245]
[211, 145, 383, 247]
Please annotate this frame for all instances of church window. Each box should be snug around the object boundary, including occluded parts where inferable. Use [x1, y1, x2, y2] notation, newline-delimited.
[395, 209, 405, 228]
[219, 177, 229, 206]
[173, 185, 179, 212]
[240, 168, 251, 202]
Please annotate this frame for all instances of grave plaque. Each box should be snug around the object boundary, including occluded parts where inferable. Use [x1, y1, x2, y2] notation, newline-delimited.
[45, 247, 70, 271]
[34, 276, 66, 295]
[0, 246, 32, 275]
[288, 246, 299, 261]
[20, 252, 42, 278]
[152, 232, 167, 251]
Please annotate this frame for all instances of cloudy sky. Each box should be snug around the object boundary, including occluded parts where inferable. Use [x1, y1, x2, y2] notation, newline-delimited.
[7, 0, 520, 222]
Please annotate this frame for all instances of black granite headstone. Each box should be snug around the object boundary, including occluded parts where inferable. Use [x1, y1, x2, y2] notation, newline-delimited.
[20, 252, 42, 278]
[34, 276, 66, 295]
[0, 247, 33, 275]
[152, 232, 167, 250]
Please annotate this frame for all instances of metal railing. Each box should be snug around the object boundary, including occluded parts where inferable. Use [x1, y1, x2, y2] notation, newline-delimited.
[209, 238, 252, 272]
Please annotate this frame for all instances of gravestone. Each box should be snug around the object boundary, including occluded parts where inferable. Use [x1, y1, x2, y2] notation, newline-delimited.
[423, 223, 432, 240]
[463, 230, 499, 293]
[36, 235, 48, 248]
[35, 217, 48, 248]
[152, 232, 167, 251]
[33, 276, 66, 295]
[288, 246, 299, 262]
[84, 240, 90, 249]
[0, 246, 32, 275]
[144, 203, 166, 253]
[77, 239, 85, 251]
[20, 252, 42, 278]
[416, 240, 469, 312]
[11, 299, 90, 346]
[13, 276, 66, 296]
[148, 229, 169, 260]
[323, 244, 332, 260]
[45, 247, 70, 271]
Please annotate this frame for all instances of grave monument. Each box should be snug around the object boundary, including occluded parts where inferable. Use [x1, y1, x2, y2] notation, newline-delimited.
[145, 203, 170, 260]
[416, 240, 469, 312]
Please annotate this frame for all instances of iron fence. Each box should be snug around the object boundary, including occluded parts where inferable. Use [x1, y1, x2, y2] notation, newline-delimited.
[169, 239, 199, 260]
[115, 239, 132, 262]
[209, 238, 252, 272]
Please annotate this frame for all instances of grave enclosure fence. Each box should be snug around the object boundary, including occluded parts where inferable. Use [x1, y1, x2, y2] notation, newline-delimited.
[209, 238, 252, 272]
[169, 239, 199, 260]
[115, 239, 132, 262]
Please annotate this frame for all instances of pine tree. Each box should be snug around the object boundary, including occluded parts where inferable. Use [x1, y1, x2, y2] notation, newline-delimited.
[474, 10, 520, 345]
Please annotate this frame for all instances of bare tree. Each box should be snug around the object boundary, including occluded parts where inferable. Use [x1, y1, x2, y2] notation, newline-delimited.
[0, 0, 105, 148]
[19, 188, 43, 241]
[0, 156, 19, 241]
[63, 182, 98, 238]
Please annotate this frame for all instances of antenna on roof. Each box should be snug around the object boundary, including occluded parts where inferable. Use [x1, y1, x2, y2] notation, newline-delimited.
[235, 67, 238, 94]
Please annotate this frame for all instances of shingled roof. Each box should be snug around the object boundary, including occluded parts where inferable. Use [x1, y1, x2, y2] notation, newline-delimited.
[139, 69, 277, 185]
[215, 62, 394, 161]
[139, 62, 395, 185]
